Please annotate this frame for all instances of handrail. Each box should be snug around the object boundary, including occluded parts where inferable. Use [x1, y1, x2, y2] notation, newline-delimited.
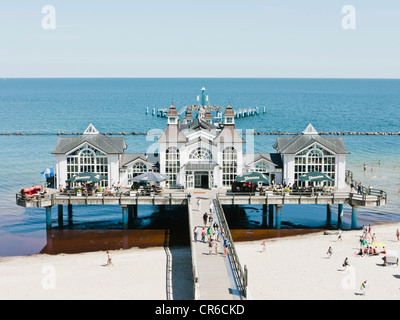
[345, 169, 387, 202]
[214, 196, 248, 299]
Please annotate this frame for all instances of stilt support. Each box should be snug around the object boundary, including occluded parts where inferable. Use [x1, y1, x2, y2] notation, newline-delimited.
[122, 205, 128, 229]
[275, 205, 283, 229]
[326, 204, 332, 227]
[268, 204, 274, 228]
[45, 206, 52, 230]
[58, 204, 63, 228]
[338, 204, 344, 229]
[351, 205, 358, 229]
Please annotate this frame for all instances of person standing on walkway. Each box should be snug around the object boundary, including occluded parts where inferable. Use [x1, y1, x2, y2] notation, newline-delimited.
[201, 227, 206, 242]
[193, 226, 198, 242]
[207, 225, 213, 242]
[215, 241, 219, 255]
[208, 240, 213, 255]
[223, 238, 229, 256]
[209, 201, 214, 214]
[203, 212, 208, 227]
[197, 198, 201, 211]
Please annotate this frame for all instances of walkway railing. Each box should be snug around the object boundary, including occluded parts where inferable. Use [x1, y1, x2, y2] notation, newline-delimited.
[214, 196, 248, 299]
[16, 191, 188, 207]
[345, 170, 387, 203]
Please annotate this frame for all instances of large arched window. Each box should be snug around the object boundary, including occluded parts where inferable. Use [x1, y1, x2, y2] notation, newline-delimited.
[189, 147, 212, 161]
[165, 147, 180, 187]
[128, 161, 147, 180]
[294, 145, 335, 186]
[67, 145, 108, 187]
[222, 147, 237, 187]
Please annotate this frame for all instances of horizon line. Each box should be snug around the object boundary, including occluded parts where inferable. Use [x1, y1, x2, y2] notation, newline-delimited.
[2, 76, 400, 80]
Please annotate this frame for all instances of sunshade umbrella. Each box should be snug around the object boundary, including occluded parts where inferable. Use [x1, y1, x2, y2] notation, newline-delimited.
[234, 171, 269, 185]
[129, 172, 169, 183]
[299, 171, 334, 182]
[372, 242, 385, 247]
[66, 172, 107, 184]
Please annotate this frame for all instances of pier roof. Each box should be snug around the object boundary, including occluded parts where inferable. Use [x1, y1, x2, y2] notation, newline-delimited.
[52, 133, 127, 155]
[274, 125, 349, 155]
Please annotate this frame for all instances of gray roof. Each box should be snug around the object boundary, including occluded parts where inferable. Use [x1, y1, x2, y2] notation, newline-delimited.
[120, 153, 159, 168]
[157, 124, 187, 144]
[274, 134, 349, 155]
[52, 134, 127, 154]
[179, 118, 217, 132]
[214, 125, 245, 144]
[245, 153, 283, 168]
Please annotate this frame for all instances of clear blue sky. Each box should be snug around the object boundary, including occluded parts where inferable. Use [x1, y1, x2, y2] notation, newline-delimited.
[1, 0, 399, 78]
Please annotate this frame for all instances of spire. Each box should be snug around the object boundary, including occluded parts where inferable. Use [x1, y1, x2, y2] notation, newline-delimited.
[224, 103, 235, 125]
[302, 123, 318, 135]
[167, 103, 179, 125]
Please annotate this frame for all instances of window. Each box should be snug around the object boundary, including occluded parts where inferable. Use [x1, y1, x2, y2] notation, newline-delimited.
[222, 147, 237, 187]
[67, 145, 108, 187]
[294, 145, 335, 187]
[254, 161, 268, 172]
[189, 147, 212, 161]
[165, 147, 180, 187]
[128, 161, 147, 180]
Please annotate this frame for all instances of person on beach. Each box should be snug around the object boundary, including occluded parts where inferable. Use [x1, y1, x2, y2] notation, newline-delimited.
[106, 251, 113, 267]
[363, 162, 367, 172]
[337, 229, 342, 242]
[342, 257, 350, 270]
[396, 229, 400, 241]
[360, 280, 369, 296]
[327, 246, 333, 258]
[262, 241, 267, 253]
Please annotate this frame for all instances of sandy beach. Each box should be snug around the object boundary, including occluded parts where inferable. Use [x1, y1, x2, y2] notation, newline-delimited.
[0, 246, 192, 300]
[1, 223, 400, 300]
[236, 222, 400, 300]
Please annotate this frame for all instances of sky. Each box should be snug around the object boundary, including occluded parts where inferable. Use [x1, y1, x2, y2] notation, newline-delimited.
[0, 0, 399, 78]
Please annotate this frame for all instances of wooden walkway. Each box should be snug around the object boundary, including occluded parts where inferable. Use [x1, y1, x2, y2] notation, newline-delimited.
[188, 190, 241, 300]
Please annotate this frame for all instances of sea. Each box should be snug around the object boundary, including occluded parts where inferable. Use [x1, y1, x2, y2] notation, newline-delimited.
[0, 78, 399, 257]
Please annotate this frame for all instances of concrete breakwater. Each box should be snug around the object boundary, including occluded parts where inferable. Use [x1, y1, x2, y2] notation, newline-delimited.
[1, 131, 400, 136]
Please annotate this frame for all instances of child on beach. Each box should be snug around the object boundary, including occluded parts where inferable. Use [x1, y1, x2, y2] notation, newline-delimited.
[360, 280, 369, 296]
[261, 241, 267, 253]
[327, 246, 333, 258]
[106, 251, 113, 267]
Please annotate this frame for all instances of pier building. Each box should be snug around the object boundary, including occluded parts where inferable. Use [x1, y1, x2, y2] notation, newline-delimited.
[52, 104, 348, 191]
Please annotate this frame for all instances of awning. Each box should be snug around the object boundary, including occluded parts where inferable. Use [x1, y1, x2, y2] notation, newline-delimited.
[299, 171, 334, 182]
[235, 172, 269, 184]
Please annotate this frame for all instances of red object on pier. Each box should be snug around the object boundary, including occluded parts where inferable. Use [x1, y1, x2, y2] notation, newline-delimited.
[21, 185, 41, 196]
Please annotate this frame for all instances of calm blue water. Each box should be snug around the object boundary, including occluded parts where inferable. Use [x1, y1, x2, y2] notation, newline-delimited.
[0, 78, 399, 256]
